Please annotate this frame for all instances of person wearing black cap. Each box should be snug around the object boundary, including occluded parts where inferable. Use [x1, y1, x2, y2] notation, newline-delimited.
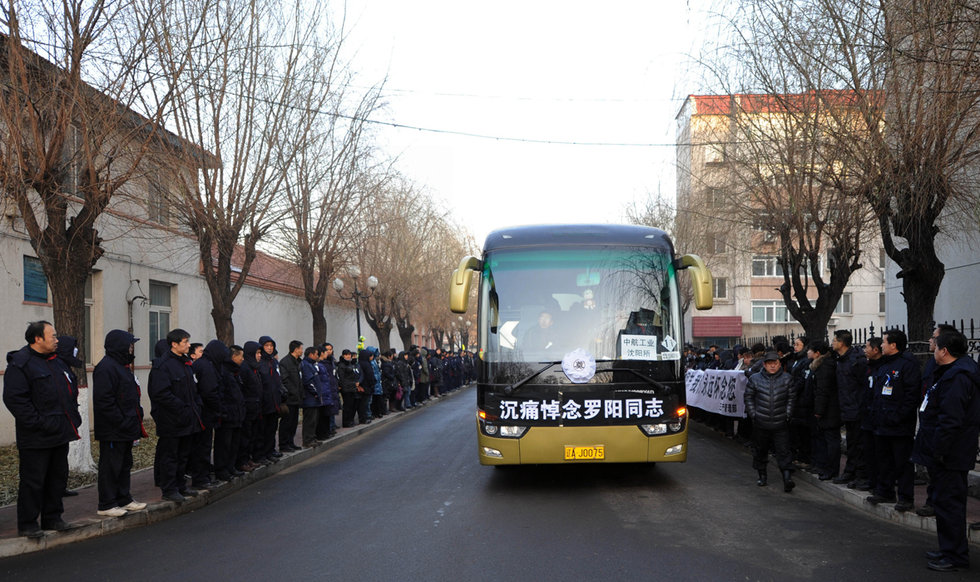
[93, 330, 147, 517]
[3, 322, 81, 537]
[744, 351, 796, 492]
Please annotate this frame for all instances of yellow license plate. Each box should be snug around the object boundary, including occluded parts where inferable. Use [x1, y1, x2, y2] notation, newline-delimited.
[564, 445, 605, 460]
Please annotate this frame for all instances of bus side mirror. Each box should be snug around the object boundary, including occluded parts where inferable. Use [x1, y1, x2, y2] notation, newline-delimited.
[450, 256, 482, 313]
[677, 254, 713, 310]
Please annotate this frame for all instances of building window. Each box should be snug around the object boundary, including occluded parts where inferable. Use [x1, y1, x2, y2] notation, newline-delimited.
[84, 275, 94, 365]
[704, 143, 726, 164]
[23, 256, 48, 303]
[148, 182, 170, 225]
[709, 234, 727, 255]
[148, 281, 173, 360]
[705, 187, 722, 209]
[713, 277, 728, 300]
[751, 255, 784, 277]
[879, 292, 886, 314]
[751, 300, 791, 323]
[878, 248, 887, 269]
[834, 292, 852, 315]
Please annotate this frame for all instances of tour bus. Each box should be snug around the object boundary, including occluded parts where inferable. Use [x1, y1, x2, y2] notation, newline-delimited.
[449, 224, 712, 465]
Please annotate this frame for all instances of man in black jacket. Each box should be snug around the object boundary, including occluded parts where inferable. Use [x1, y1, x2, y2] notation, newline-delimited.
[257, 336, 284, 462]
[3, 321, 81, 537]
[189, 339, 225, 488]
[744, 352, 796, 492]
[279, 340, 303, 451]
[832, 330, 868, 485]
[912, 329, 980, 572]
[149, 328, 203, 503]
[867, 329, 922, 512]
[93, 330, 147, 517]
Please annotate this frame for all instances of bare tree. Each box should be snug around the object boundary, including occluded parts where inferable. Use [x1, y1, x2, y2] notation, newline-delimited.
[685, 0, 890, 340]
[0, 0, 180, 360]
[275, 54, 386, 346]
[0, 0, 194, 470]
[148, 0, 320, 343]
[722, 0, 980, 341]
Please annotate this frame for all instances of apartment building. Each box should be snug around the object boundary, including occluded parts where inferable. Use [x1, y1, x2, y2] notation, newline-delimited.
[674, 94, 886, 347]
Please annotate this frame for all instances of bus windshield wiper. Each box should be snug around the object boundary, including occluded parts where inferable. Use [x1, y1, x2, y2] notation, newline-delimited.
[503, 362, 559, 395]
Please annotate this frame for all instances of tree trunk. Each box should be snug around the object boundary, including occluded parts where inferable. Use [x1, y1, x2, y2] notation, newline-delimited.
[898, 255, 944, 342]
[397, 321, 415, 351]
[45, 251, 96, 473]
[367, 319, 392, 353]
[210, 300, 235, 345]
[310, 298, 327, 347]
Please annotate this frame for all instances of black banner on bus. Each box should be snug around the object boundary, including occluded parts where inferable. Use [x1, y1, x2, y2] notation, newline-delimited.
[484, 391, 676, 426]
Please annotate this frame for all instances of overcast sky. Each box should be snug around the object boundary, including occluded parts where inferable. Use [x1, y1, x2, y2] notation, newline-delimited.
[336, 1, 719, 245]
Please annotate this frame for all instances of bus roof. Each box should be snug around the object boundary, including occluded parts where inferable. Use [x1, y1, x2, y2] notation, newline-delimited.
[483, 224, 675, 254]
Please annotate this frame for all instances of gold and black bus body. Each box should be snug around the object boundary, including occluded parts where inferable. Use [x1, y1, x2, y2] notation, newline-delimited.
[450, 224, 712, 465]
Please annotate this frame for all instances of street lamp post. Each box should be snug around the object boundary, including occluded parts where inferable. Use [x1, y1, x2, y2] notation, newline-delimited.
[332, 266, 379, 345]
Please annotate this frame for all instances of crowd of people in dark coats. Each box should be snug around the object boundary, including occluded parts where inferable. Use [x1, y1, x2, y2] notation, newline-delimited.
[686, 325, 980, 572]
[2, 321, 475, 537]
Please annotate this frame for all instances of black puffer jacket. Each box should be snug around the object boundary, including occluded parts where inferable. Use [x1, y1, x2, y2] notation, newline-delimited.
[744, 368, 795, 430]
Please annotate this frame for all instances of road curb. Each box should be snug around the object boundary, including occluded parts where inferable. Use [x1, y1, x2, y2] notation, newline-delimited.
[0, 386, 471, 559]
[689, 420, 980, 548]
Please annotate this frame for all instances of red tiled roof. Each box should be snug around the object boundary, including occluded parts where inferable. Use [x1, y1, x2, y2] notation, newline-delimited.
[692, 316, 743, 338]
[688, 90, 881, 116]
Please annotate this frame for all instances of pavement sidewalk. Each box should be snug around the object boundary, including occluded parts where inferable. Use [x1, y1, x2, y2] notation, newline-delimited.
[690, 421, 980, 548]
[0, 389, 468, 559]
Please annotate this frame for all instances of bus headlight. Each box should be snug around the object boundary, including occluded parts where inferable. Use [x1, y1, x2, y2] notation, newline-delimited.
[665, 444, 684, 456]
[640, 423, 668, 436]
[640, 417, 685, 436]
[482, 447, 503, 458]
[480, 419, 527, 438]
[499, 425, 528, 438]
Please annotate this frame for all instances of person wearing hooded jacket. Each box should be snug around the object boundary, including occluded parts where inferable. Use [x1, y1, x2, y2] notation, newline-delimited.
[189, 339, 226, 488]
[912, 328, 980, 572]
[93, 330, 147, 517]
[3, 322, 81, 537]
[149, 328, 203, 503]
[238, 341, 264, 470]
[213, 344, 246, 481]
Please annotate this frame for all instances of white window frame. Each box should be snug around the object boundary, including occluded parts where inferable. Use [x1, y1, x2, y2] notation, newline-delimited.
[834, 292, 853, 315]
[148, 281, 173, 360]
[712, 277, 728, 300]
[751, 255, 784, 277]
[751, 300, 792, 323]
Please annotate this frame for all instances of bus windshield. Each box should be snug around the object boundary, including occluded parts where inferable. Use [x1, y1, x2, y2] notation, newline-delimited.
[480, 245, 682, 367]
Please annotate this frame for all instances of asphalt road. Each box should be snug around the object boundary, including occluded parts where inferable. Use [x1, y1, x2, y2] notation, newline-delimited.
[0, 387, 971, 581]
